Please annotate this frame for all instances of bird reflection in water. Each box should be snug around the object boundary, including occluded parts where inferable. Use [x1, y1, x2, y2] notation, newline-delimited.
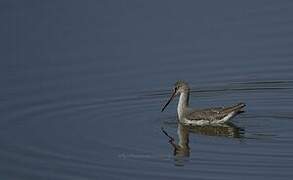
[189, 122, 244, 138]
[161, 122, 244, 166]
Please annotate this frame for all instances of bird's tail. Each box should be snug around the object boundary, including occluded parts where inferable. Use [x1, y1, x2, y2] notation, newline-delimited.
[224, 103, 246, 114]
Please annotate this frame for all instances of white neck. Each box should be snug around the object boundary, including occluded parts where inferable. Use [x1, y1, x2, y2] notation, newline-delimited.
[177, 91, 189, 119]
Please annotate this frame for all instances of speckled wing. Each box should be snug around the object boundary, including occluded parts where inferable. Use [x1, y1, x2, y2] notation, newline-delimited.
[186, 103, 245, 121]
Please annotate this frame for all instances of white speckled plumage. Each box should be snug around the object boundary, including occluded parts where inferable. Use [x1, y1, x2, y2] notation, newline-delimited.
[161, 80, 245, 125]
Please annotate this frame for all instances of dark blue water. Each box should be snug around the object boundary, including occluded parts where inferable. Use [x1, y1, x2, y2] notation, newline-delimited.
[1, 1, 293, 179]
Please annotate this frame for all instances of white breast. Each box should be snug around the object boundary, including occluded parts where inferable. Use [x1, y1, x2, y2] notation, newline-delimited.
[180, 112, 236, 126]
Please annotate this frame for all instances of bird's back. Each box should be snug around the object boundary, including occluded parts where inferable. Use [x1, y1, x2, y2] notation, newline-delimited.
[185, 103, 245, 122]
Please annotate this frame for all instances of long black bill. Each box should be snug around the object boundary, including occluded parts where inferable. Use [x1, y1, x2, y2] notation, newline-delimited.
[161, 90, 176, 112]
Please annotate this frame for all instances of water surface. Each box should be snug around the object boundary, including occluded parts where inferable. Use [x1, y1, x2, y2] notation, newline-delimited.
[1, 1, 293, 179]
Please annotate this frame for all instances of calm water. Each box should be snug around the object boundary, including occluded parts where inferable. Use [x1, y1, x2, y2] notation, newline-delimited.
[1, 1, 293, 179]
